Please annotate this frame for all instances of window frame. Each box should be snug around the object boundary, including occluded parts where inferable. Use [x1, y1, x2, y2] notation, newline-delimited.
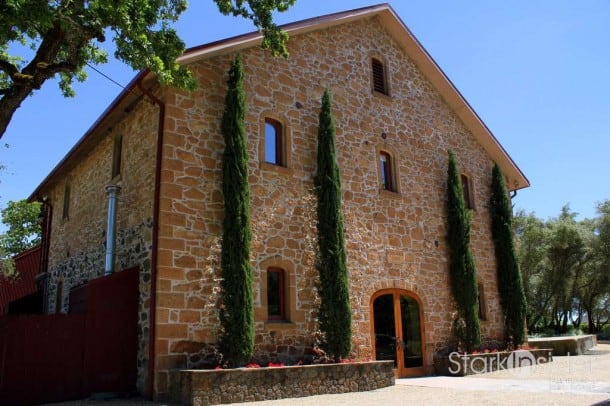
[461, 174, 475, 210]
[264, 118, 285, 167]
[266, 267, 286, 321]
[371, 57, 389, 96]
[62, 182, 71, 220]
[111, 134, 123, 179]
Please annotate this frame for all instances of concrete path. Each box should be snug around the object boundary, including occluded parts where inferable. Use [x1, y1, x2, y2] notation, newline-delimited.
[46, 343, 610, 406]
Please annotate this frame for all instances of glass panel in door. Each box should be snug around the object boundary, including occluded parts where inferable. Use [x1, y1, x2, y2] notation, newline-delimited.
[399, 294, 423, 368]
[373, 294, 397, 366]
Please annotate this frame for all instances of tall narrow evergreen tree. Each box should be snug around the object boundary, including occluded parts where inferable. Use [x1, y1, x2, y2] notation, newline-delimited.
[446, 151, 480, 352]
[219, 55, 254, 367]
[314, 89, 352, 360]
[490, 163, 527, 346]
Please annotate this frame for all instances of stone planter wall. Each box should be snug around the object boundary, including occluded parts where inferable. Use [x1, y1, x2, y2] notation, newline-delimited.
[169, 361, 394, 405]
[433, 349, 553, 376]
[528, 335, 597, 356]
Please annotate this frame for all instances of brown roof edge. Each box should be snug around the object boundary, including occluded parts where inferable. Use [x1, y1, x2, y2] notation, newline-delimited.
[27, 70, 150, 202]
[179, 3, 391, 62]
[377, 7, 530, 190]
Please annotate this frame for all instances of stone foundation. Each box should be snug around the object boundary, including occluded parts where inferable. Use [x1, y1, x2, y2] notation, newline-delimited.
[168, 361, 394, 405]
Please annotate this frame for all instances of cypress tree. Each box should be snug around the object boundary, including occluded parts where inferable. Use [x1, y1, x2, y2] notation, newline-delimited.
[219, 55, 254, 367]
[446, 151, 480, 352]
[490, 163, 527, 346]
[314, 89, 352, 360]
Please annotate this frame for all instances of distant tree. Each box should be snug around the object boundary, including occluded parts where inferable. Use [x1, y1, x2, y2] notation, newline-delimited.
[0, 199, 41, 279]
[515, 204, 609, 335]
[0, 199, 42, 256]
[489, 163, 526, 346]
[314, 89, 352, 360]
[0, 0, 296, 139]
[514, 211, 552, 332]
[218, 55, 254, 367]
[581, 201, 610, 333]
[446, 151, 480, 352]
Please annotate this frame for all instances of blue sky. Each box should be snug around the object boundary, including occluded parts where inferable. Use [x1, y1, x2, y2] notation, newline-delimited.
[1, 1, 609, 225]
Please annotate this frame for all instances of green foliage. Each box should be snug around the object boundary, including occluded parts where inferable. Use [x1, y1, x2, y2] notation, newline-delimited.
[446, 151, 480, 352]
[0, 199, 40, 279]
[314, 89, 352, 360]
[214, 0, 296, 57]
[0, 199, 41, 257]
[0, 0, 295, 138]
[218, 55, 254, 367]
[489, 163, 526, 346]
[515, 202, 610, 334]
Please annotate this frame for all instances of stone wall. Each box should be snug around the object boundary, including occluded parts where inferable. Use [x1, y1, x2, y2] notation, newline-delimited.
[41, 92, 160, 394]
[154, 15, 508, 396]
[169, 361, 394, 405]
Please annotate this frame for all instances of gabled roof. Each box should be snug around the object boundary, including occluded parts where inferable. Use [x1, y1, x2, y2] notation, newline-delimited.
[30, 3, 528, 200]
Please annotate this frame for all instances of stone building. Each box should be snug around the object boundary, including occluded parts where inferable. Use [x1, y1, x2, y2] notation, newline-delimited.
[28, 3, 529, 400]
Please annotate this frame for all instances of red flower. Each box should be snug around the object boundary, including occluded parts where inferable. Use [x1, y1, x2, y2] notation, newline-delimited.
[246, 363, 260, 368]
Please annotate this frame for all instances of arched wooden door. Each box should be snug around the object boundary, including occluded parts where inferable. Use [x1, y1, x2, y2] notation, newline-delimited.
[371, 289, 425, 377]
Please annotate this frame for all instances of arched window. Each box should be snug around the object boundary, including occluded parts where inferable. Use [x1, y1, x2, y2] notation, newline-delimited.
[264, 118, 285, 166]
[379, 151, 395, 192]
[372, 58, 388, 95]
[267, 267, 286, 320]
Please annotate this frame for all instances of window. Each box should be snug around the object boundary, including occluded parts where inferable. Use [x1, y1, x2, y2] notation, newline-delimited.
[111, 134, 123, 179]
[55, 280, 63, 314]
[478, 282, 486, 320]
[264, 118, 285, 166]
[372, 58, 388, 95]
[62, 182, 71, 220]
[379, 151, 395, 192]
[267, 267, 286, 320]
[461, 174, 475, 209]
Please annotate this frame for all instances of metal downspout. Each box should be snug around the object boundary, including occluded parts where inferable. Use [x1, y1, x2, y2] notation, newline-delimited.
[104, 184, 121, 275]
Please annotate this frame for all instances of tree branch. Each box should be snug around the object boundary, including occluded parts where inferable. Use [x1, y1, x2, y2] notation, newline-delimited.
[0, 59, 19, 77]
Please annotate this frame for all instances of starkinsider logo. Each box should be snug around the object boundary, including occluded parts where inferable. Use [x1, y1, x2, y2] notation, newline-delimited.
[448, 349, 546, 378]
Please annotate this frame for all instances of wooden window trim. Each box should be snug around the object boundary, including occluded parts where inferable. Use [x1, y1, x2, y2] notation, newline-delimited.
[267, 267, 286, 321]
[264, 118, 285, 167]
[378, 150, 401, 195]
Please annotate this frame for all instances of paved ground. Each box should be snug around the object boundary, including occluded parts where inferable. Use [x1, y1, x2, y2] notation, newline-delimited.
[47, 343, 610, 406]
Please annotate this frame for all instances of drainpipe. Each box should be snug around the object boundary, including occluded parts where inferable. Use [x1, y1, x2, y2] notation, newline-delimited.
[105, 184, 121, 275]
[37, 197, 53, 313]
[137, 76, 164, 400]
